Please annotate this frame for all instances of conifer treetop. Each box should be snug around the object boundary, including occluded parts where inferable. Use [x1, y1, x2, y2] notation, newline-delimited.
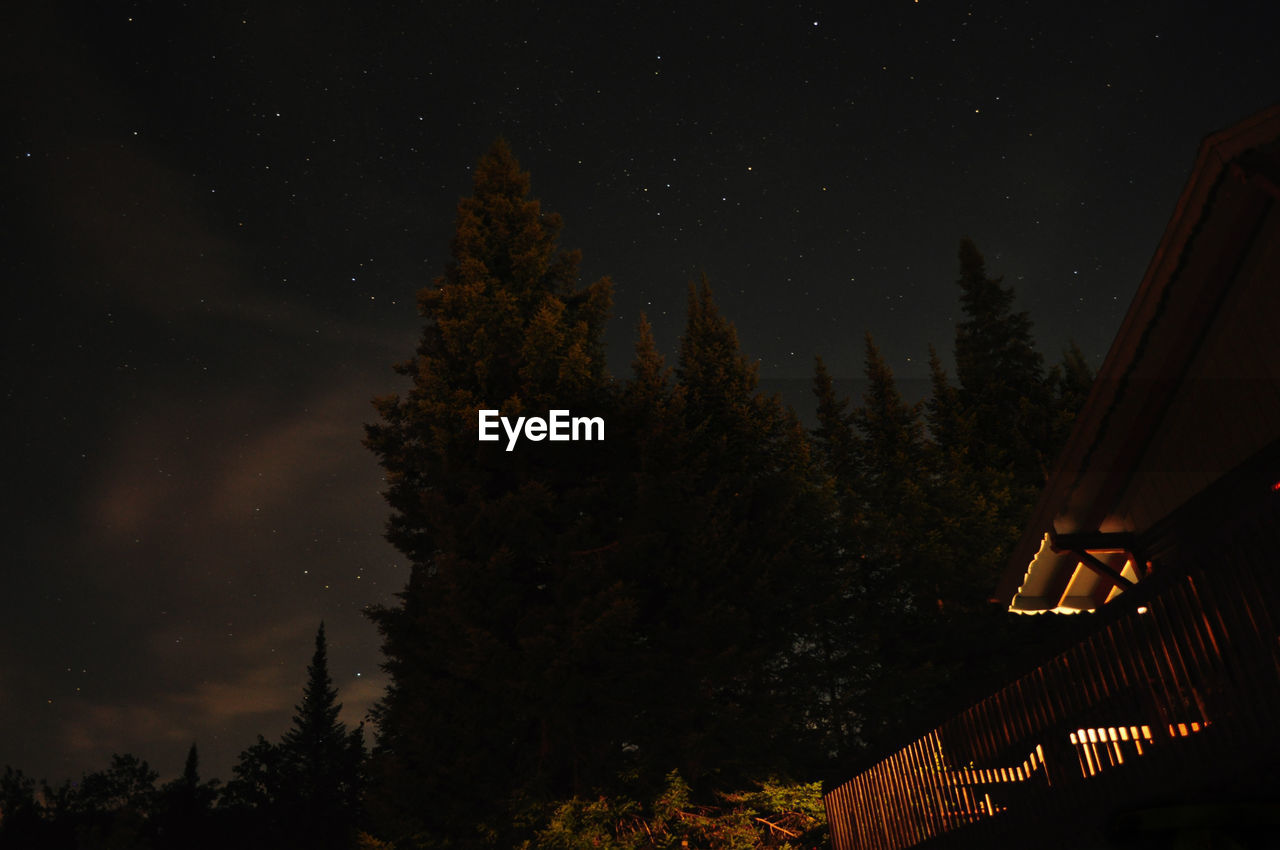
[677, 276, 759, 413]
[403, 139, 611, 409]
[628, 313, 669, 399]
[283, 622, 345, 753]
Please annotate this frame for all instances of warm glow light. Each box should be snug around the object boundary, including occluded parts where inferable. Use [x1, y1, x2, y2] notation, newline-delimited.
[1136, 605, 1149, 614]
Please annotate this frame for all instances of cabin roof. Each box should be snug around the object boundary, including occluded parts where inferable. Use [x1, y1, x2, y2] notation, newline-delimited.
[997, 105, 1280, 613]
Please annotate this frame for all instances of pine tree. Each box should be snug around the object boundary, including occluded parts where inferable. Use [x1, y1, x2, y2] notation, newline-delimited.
[953, 238, 1054, 497]
[221, 627, 364, 850]
[811, 356, 859, 525]
[153, 743, 219, 850]
[878, 242, 1093, 736]
[848, 336, 951, 742]
[364, 140, 626, 846]
[279, 623, 365, 850]
[677, 277, 759, 428]
[923, 346, 1013, 611]
[622, 278, 832, 782]
[1048, 340, 1095, 450]
[807, 356, 868, 757]
[924, 345, 968, 464]
[619, 314, 680, 443]
[853, 335, 928, 609]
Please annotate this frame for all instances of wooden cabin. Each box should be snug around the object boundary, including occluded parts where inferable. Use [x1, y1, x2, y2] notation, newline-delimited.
[823, 105, 1280, 850]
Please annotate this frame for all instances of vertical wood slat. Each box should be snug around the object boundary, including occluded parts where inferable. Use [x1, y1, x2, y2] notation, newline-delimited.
[1225, 530, 1280, 740]
[1155, 587, 1209, 727]
[1109, 613, 1162, 790]
[898, 739, 927, 842]
[1202, 546, 1271, 736]
[881, 753, 907, 848]
[1185, 573, 1250, 761]
[922, 734, 950, 837]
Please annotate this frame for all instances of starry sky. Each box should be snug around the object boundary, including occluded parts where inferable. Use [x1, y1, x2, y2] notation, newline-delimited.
[4, 1, 1278, 784]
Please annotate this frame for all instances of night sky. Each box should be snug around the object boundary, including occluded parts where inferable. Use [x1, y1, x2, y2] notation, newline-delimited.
[5, 1, 1278, 784]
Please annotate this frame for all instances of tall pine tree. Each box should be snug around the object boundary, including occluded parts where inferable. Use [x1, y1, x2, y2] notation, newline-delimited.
[280, 623, 365, 850]
[954, 237, 1054, 497]
[222, 625, 364, 850]
[923, 344, 1013, 612]
[908, 242, 1093, 724]
[153, 743, 219, 850]
[852, 334, 928, 612]
[625, 278, 832, 783]
[807, 356, 868, 758]
[364, 140, 627, 846]
[947, 240, 1093, 579]
[1048, 339, 1096, 452]
[848, 335, 947, 742]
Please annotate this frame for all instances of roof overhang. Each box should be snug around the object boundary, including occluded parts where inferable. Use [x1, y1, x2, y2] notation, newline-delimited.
[998, 104, 1280, 613]
[1008, 533, 1142, 614]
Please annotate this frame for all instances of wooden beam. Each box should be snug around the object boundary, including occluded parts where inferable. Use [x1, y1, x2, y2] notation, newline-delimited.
[1049, 531, 1139, 592]
[1074, 549, 1137, 591]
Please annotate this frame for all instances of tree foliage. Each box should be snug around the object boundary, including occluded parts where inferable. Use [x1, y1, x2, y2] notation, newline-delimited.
[0, 766, 41, 849]
[805, 239, 1096, 746]
[151, 744, 220, 850]
[614, 280, 834, 785]
[530, 772, 827, 850]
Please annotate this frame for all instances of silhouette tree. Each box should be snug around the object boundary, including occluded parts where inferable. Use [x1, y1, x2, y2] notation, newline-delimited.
[69, 753, 159, 849]
[364, 139, 622, 846]
[807, 355, 869, 757]
[853, 335, 929, 610]
[222, 625, 364, 850]
[276, 624, 365, 849]
[152, 744, 219, 850]
[923, 346, 1012, 612]
[1048, 339, 1096, 451]
[621, 279, 832, 782]
[0, 766, 42, 849]
[953, 237, 1054, 500]
[223, 736, 287, 813]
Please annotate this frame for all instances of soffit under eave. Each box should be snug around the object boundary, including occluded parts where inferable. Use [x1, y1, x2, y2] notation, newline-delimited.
[1009, 533, 1140, 614]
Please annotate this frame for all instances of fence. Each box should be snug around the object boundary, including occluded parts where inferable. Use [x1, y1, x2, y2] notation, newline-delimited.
[824, 504, 1280, 849]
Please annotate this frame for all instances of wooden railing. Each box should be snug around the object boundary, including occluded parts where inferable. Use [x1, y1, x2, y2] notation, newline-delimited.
[824, 507, 1280, 850]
